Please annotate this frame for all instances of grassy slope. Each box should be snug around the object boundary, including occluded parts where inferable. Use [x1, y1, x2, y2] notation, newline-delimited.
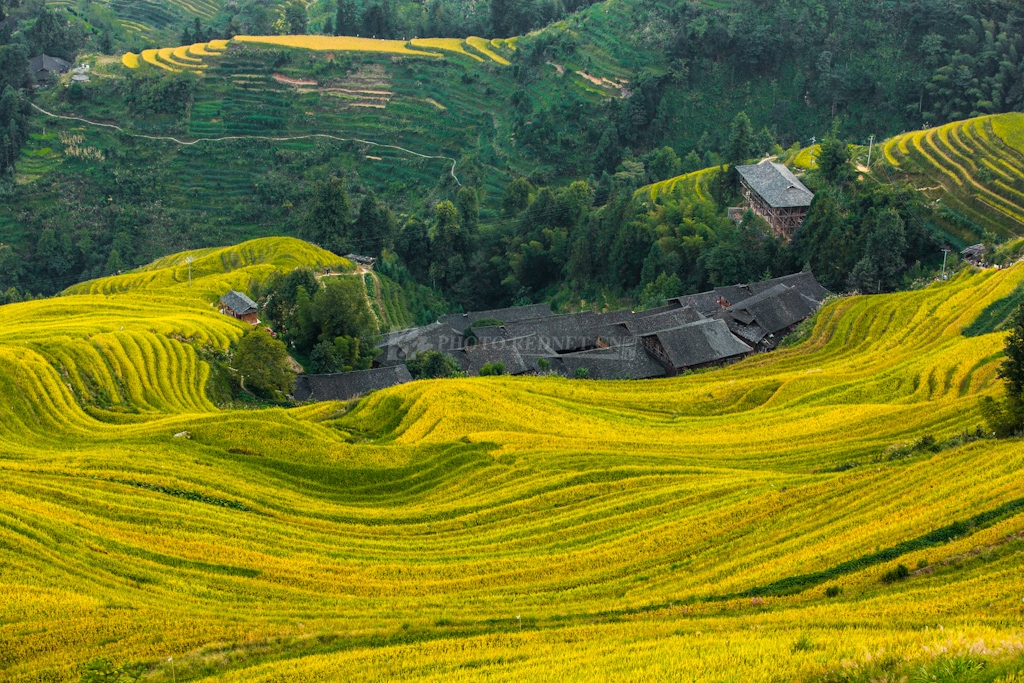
[0, 239, 1023, 680]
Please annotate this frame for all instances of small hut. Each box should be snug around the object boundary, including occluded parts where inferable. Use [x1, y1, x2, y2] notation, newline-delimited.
[29, 54, 71, 84]
[218, 290, 259, 325]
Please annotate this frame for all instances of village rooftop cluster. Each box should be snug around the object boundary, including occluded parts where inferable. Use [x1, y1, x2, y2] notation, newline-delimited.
[290, 272, 829, 401]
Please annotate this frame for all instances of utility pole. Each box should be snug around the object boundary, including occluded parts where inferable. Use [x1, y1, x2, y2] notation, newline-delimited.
[866, 134, 875, 167]
[186, 256, 193, 286]
[941, 248, 951, 280]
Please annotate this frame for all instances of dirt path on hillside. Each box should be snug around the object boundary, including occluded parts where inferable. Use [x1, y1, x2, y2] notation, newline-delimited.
[30, 103, 462, 185]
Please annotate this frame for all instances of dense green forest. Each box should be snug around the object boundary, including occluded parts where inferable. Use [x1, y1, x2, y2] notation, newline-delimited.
[2, 0, 1024, 317]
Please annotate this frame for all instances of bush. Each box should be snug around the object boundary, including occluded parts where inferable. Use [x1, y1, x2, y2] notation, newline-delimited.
[124, 69, 198, 119]
[880, 563, 910, 584]
[79, 657, 144, 682]
[406, 351, 462, 379]
[573, 367, 590, 379]
[824, 585, 842, 598]
[479, 362, 506, 376]
[464, 318, 503, 344]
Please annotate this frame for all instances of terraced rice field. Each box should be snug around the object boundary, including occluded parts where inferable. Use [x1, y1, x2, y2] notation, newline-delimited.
[792, 144, 819, 169]
[636, 166, 719, 203]
[123, 36, 513, 74]
[467, 36, 511, 65]
[1, 237, 1024, 681]
[13, 133, 61, 184]
[124, 40, 227, 73]
[880, 113, 1024, 242]
[110, 0, 179, 29]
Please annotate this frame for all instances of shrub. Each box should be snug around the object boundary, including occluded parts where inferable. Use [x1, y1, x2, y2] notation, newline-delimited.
[791, 634, 814, 652]
[880, 564, 910, 584]
[79, 657, 145, 682]
[825, 585, 842, 598]
[407, 350, 462, 379]
[573, 367, 590, 380]
[464, 318, 503, 344]
[123, 69, 198, 119]
[479, 362, 506, 376]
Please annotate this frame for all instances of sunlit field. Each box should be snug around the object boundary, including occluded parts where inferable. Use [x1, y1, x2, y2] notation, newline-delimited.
[1, 238, 1023, 681]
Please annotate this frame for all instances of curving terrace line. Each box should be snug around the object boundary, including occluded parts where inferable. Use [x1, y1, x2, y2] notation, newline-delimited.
[30, 103, 462, 185]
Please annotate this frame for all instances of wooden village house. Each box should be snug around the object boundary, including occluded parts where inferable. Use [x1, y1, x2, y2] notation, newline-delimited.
[29, 54, 71, 85]
[736, 160, 815, 239]
[218, 290, 259, 325]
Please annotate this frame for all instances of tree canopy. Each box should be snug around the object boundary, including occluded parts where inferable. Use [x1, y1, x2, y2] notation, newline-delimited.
[234, 328, 296, 398]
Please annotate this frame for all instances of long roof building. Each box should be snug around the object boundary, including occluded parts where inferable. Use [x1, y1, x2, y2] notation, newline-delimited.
[736, 160, 815, 239]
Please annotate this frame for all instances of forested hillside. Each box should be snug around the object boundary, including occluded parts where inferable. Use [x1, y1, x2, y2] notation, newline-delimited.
[4, 0, 1024, 315]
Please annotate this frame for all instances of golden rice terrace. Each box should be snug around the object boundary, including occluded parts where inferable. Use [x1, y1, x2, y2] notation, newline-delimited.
[0, 237, 1022, 681]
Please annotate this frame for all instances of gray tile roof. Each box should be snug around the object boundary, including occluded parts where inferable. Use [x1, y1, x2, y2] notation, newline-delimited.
[496, 311, 600, 353]
[454, 335, 541, 375]
[745, 271, 829, 303]
[219, 290, 258, 316]
[29, 54, 71, 78]
[293, 365, 412, 401]
[626, 306, 703, 336]
[554, 340, 667, 380]
[736, 160, 814, 208]
[593, 309, 639, 324]
[667, 291, 729, 316]
[376, 322, 464, 366]
[667, 271, 828, 314]
[642, 319, 751, 370]
[439, 303, 553, 334]
[725, 286, 819, 337]
[962, 244, 986, 259]
[633, 301, 684, 318]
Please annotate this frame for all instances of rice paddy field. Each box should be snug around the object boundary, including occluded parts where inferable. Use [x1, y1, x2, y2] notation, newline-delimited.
[636, 166, 719, 203]
[876, 113, 1024, 245]
[1, 237, 1024, 681]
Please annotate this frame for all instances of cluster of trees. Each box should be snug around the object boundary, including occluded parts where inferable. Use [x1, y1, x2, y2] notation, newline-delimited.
[922, 14, 1024, 123]
[794, 124, 939, 293]
[179, 18, 215, 47]
[21, 6, 86, 61]
[225, 0, 601, 43]
[300, 177, 398, 257]
[123, 69, 198, 119]
[0, 84, 30, 177]
[983, 304, 1024, 437]
[256, 267, 380, 374]
[233, 327, 295, 398]
[506, 0, 1024, 180]
[0, 5, 87, 177]
[377, 109, 946, 313]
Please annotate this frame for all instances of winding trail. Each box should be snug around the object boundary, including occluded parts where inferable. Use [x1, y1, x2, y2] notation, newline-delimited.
[30, 103, 461, 185]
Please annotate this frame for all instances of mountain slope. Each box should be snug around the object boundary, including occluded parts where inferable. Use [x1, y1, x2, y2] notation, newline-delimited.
[0, 240, 1023, 681]
[879, 113, 1024, 243]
